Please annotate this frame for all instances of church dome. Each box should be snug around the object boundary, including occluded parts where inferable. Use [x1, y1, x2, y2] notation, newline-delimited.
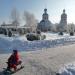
[61, 9, 67, 19]
[42, 8, 49, 20]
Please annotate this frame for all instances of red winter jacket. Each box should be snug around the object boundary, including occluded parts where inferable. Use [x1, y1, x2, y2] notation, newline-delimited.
[8, 52, 19, 65]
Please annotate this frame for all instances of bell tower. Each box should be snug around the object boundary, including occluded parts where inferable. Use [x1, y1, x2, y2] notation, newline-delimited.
[60, 9, 67, 31]
[42, 8, 49, 20]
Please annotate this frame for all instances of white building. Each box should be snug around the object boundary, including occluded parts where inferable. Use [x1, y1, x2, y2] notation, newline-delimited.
[59, 9, 67, 32]
[0, 22, 31, 35]
[37, 8, 52, 32]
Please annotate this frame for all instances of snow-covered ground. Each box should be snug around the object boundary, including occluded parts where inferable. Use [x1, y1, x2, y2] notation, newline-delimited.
[42, 32, 70, 40]
[0, 32, 75, 54]
[1, 44, 75, 75]
[1, 32, 75, 75]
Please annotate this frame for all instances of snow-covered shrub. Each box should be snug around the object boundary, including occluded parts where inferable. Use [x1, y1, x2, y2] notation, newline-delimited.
[0, 28, 7, 35]
[8, 31, 12, 37]
[0, 28, 4, 34]
[70, 32, 74, 36]
[3, 29, 7, 35]
[36, 30, 41, 35]
[58, 32, 63, 35]
[41, 35, 46, 40]
[26, 33, 40, 41]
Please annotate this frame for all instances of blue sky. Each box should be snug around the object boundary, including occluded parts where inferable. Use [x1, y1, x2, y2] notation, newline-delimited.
[0, 0, 75, 25]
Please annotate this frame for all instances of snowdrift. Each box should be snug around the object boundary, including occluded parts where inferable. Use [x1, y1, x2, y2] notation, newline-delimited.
[58, 62, 75, 75]
[0, 34, 75, 53]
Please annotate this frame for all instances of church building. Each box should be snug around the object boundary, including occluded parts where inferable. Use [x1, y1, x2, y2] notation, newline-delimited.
[59, 9, 67, 32]
[37, 8, 52, 32]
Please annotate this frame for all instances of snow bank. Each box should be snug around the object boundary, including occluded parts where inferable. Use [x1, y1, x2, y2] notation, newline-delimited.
[42, 32, 70, 40]
[0, 33, 75, 53]
[58, 62, 75, 75]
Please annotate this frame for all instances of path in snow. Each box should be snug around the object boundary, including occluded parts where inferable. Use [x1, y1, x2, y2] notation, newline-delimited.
[0, 44, 75, 75]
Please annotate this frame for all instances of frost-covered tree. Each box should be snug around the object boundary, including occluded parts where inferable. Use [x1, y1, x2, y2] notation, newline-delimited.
[23, 11, 38, 31]
[10, 8, 20, 28]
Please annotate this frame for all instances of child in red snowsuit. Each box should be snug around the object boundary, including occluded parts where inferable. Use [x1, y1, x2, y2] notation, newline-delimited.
[7, 50, 21, 71]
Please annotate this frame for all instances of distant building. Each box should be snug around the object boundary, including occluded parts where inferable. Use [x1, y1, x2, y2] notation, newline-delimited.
[59, 9, 67, 32]
[0, 22, 31, 35]
[1, 22, 17, 29]
[37, 8, 52, 32]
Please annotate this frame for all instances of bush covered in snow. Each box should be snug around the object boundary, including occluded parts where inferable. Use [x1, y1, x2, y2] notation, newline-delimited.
[36, 30, 41, 35]
[70, 32, 74, 36]
[41, 35, 46, 40]
[8, 31, 12, 37]
[26, 33, 40, 41]
[58, 32, 63, 35]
